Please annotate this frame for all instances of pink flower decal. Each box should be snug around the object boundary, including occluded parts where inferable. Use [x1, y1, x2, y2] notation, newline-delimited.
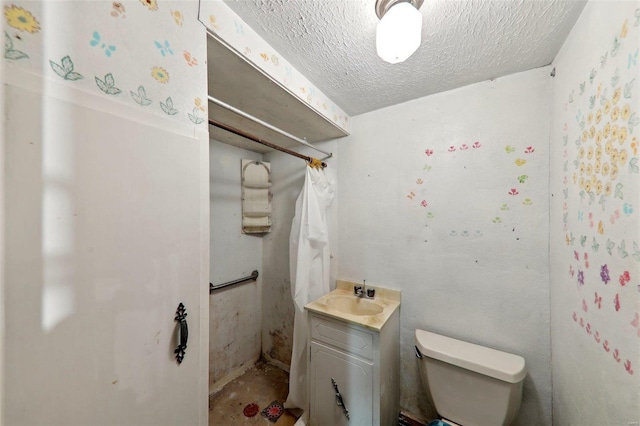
[569, 265, 575, 277]
[472, 141, 481, 148]
[579, 317, 584, 327]
[448, 145, 456, 152]
[586, 323, 592, 335]
[603, 340, 610, 352]
[610, 209, 620, 224]
[594, 292, 602, 309]
[631, 312, 640, 335]
[619, 271, 630, 286]
[525, 146, 535, 154]
[574, 250, 580, 260]
[572, 311, 578, 321]
[508, 188, 519, 196]
[424, 149, 434, 156]
[582, 299, 588, 312]
[612, 349, 621, 362]
[594, 331, 601, 343]
[584, 253, 589, 269]
[614, 294, 621, 311]
[420, 200, 428, 208]
[459, 144, 469, 150]
[625, 360, 634, 374]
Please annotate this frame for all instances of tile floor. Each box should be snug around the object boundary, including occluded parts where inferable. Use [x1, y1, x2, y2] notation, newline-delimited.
[209, 361, 299, 426]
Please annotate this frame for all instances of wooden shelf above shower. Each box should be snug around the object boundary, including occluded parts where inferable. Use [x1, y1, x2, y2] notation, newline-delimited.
[207, 36, 349, 154]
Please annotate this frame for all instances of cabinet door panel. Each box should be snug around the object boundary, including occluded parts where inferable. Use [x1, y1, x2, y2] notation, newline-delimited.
[309, 341, 373, 426]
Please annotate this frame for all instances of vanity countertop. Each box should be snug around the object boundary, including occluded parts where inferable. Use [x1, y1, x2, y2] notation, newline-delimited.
[305, 280, 401, 331]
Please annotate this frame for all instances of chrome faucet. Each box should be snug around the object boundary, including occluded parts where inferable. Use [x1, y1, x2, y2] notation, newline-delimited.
[354, 280, 375, 299]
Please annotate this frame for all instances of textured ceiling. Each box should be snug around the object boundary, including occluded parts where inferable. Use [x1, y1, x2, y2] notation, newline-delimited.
[223, 0, 586, 116]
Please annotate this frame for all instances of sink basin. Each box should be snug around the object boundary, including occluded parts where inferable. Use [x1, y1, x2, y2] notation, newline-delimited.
[305, 282, 401, 330]
[325, 296, 384, 316]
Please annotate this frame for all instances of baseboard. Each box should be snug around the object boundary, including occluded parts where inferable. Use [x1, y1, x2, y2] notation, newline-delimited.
[208, 354, 291, 401]
[261, 353, 291, 373]
[209, 355, 261, 396]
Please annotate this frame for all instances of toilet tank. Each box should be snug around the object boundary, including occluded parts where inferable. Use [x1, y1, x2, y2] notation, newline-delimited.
[415, 330, 527, 426]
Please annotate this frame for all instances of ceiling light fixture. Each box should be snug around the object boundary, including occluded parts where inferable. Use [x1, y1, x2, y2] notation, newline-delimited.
[375, 0, 424, 64]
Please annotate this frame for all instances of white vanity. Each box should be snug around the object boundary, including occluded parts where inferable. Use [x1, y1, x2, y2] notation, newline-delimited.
[305, 280, 401, 426]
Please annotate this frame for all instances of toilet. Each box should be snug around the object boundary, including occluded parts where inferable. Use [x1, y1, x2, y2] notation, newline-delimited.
[414, 329, 527, 426]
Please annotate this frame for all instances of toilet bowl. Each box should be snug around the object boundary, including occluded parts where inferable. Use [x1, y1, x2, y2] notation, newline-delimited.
[415, 329, 527, 426]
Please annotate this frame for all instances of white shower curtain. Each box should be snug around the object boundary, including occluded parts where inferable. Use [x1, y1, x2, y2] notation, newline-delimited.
[285, 164, 335, 413]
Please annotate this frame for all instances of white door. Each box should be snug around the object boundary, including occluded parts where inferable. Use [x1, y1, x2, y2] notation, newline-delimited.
[309, 341, 373, 426]
[3, 84, 208, 425]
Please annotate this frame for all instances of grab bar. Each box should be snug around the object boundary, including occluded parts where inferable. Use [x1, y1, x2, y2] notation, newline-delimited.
[210, 270, 259, 293]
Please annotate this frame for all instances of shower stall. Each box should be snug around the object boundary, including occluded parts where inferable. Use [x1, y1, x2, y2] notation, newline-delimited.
[206, 33, 344, 423]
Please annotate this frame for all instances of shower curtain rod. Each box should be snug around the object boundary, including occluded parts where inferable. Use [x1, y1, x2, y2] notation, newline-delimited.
[209, 118, 328, 168]
[207, 95, 333, 159]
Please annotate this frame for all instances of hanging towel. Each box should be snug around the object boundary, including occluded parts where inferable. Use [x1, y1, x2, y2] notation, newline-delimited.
[284, 165, 335, 411]
[242, 159, 272, 233]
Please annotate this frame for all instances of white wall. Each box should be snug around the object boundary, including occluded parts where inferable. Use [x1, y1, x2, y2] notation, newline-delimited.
[3, 82, 208, 426]
[550, 2, 640, 424]
[261, 141, 339, 367]
[2, 2, 210, 423]
[0, 26, 5, 424]
[208, 140, 263, 390]
[337, 68, 552, 424]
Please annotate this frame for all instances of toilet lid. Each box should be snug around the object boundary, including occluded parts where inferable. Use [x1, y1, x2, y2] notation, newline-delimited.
[415, 329, 527, 383]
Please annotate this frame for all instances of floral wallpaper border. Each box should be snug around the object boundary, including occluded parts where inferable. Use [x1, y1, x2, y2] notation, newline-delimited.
[3, 1, 208, 130]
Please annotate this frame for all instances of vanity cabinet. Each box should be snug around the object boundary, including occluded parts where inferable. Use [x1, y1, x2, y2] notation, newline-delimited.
[307, 307, 400, 426]
[309, 340, 373, 425]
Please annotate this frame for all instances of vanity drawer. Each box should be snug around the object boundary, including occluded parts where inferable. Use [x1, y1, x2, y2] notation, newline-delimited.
[310, 314, 374, 360]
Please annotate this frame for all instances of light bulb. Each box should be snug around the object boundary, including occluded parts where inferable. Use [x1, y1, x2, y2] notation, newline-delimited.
[376, 2, 422, 64]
